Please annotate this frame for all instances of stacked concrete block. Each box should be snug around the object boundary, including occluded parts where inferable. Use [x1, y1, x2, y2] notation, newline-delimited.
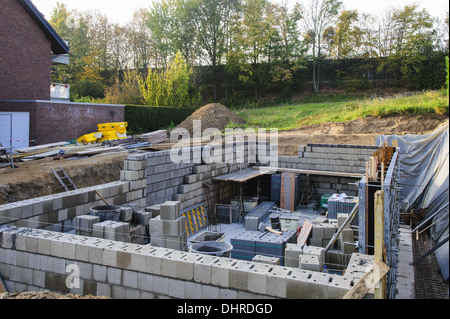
[1, 225, 379, 299]
[149, 201, 187, 251]
[302, 246, 325, 271]
[120, 154, 147, 208]
[299, 255, 321, 272]
[295, 143, 378, 174]
[308, 222, 338, 248]
[119, 207, 133, 223]
[74, 215, 100, 236]
[93, 220, 130, 242]
[255, 230, 297, 266]
[230, 232, 260, 261]
[0, 181, 130, 233]
[252, 254, 280, 265]
[284, 243, 303, 268]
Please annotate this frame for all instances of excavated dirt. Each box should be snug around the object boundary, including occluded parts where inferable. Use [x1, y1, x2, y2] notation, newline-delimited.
[176, 103, 247, 134]
[277, 115, 448, 156]
[0, 152, 128, 205]
[0, 291, 110, 299]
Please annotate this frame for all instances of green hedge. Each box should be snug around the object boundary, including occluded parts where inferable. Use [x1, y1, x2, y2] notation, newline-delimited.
[125, 105, 195, 134]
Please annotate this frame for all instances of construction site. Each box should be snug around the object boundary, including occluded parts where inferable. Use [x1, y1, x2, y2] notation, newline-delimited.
[0, 102, 448, 301]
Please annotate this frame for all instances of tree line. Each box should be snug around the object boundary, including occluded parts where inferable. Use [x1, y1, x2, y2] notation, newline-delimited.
[49, 0, 449, 107]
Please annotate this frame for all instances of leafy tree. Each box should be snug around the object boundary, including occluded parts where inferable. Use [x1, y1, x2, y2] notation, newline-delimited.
[377, 4, 436, 88]
[302, 0, 343, 92]
[137, 52, 200, 107]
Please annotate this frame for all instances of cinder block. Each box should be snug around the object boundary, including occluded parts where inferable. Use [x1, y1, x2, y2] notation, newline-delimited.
[184, 174, 198, 184]
[247, 262, 272, 295]
[160, 201, 181, 220]
[286, 269, 312, 299]
[311, 225, 325, 240]
[211, 258, 235, 288]
[145, 205, 161, 217]
[266, 266, 291, 298]
[165, 232, 187, 251]
[285, 243, 302, 268]
[119, 207, 133, 222]
[328, 275, 353, 299]
[306, 272, 334, 299]
[228, 260, 253, 291]
[161, 250, 186, 279]
[74, 215, 101, 235]
[303, 246, 325, 264]
[337, 213, 351, 229]
[252, 255, 280, 265]
[163, 217, 186, 236]
[149, 216, 164, 236]
[134, 210, 152, 226]
[151, 235, 166, 248]
[299, 255, 321, 272]
[123, 270, 138, 289]
[194, 255, 219, 284]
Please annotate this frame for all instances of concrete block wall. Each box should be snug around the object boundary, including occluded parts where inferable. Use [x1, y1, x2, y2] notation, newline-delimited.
[0, 226, 374, 299]
[0, 181, 131, 232]
[277, 143, 377, 199]
[295, 143, 378, 174]
[143, 143, 270, 214]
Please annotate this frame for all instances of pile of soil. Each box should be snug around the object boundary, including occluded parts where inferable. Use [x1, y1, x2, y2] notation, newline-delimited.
[175, 103, 246, 134]
[0, 291, 110, 299]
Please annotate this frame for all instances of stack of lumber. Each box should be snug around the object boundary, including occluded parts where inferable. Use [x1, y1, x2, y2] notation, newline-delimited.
[0, 130, 169, 163]
[140, 130, 168, 144]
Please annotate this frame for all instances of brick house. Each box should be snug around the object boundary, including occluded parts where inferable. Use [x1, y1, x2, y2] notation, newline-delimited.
[0, 0, 124, 149]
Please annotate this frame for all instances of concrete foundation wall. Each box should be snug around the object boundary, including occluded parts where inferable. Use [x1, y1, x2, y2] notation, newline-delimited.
[0, 181, 133, 232]
[0, 226, 374, 299]
[294, 144, 378, 174]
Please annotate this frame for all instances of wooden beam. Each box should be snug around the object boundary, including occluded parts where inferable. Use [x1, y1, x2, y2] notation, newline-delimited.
[342, 260, 390, 299]
[297, 220, 313, 248]
[252, 167, 363, 179]
[0, 273, 7, 294]
[374, 190, 387, 299]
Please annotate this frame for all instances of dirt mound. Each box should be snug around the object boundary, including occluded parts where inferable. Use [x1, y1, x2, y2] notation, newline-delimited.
[0, 291, 110, 299]
[176, 103, 246, 134]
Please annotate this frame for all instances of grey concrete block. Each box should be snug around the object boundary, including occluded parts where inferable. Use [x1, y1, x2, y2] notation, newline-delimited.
[160, 201, 181, 220]
[119, 207, 133, 222]
[149, 216, 164, 236]
[145, 205, 161, 217]
[211, 258, 235, 288]
[228, 260, 253, 291]
[299, 255, 321, 272]
[107, 267, 122, 285]
[194, 255, 219, 284]
[286, 269, 312, 299]
[163, 217, 186, 236]
[134, 210, 152, 226]
[266, 266, 291, 298]
[123, 270, 138, 289]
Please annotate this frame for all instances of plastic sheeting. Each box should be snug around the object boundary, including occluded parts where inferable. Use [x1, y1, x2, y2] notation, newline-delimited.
[376, 123, 449, 283]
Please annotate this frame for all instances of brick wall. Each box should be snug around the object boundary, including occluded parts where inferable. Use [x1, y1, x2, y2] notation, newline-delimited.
[0, 101, 125, 145]
[0, 0, 52, 100]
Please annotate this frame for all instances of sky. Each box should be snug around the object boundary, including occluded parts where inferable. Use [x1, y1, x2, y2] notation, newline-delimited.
[32, 0, 449, 26]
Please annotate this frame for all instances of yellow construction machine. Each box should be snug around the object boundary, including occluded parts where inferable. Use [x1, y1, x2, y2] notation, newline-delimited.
[77, 122, 128, 144]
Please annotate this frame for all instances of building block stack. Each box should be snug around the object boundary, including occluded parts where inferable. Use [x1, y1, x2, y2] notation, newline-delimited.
[149, 201, 188, 251]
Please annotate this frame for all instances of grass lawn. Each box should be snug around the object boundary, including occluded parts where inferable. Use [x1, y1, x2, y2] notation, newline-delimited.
[230, 90, 449, 131]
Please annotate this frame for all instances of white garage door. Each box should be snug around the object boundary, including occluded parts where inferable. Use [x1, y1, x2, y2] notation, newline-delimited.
[0, 112, 30, 150]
